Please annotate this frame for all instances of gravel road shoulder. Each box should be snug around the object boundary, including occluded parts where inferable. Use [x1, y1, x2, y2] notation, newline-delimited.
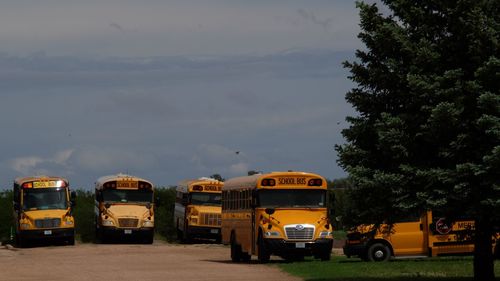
[0, 241, 302, 281]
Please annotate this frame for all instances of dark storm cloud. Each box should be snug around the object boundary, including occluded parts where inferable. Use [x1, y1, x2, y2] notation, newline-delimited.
[0, 50, 353, 189]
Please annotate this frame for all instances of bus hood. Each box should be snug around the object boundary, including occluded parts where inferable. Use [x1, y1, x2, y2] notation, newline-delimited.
[23, 209, 69, 220]
[189, 205, 221, 213]
[106, 204, 150, 218]
[259, 208, 329, 227]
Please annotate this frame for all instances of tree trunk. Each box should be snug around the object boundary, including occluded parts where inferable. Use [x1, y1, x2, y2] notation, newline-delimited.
[473, 218, 495, 281]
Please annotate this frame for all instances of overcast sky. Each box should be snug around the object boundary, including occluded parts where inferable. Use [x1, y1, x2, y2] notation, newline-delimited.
[0, 0, 362, 190]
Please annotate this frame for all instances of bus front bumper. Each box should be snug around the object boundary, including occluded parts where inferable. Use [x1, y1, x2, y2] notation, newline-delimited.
[187, 225, 221, 239]
[18, 228, 74, 240]
[100, 226, 154, 237]
[264, 238, 333, 257]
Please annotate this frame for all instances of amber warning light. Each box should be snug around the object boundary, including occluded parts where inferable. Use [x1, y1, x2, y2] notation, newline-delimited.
[308, 179, 323, 186]
[261, 179, 276, 186]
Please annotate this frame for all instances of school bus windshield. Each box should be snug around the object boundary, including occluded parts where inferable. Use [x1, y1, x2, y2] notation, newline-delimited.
[258, 189, 326, 208]
[102, 189, 153, 203]
[190, 192, 221, 206]
[23, 188, 67, 210]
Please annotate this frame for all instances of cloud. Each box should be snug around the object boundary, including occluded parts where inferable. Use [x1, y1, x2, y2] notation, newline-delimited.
[191, 144, 249, 177]
[297, 9, 333, 31]
[109, 22, 124, 31]
[74, 147, 157, 174]
[9, 149, 74, 175]
[229, 162, 249, 175]
[10, 157, 44, 174]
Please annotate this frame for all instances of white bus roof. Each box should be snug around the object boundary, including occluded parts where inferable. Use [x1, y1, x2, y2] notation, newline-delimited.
[14, 175, 69, 185]
[176, 177, 223, 193]
[95, 173, 153, 189]
[223, 171, 325, 191]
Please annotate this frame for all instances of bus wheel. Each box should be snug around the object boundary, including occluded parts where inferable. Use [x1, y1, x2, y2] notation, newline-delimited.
[257, 233, 270, 263]
[230, 235, 242, 262]
[15, 234, 24, 248]
[367, 243, 390, 262]
[319, 250, 331, 261]
[67, 236, 75, 246]
[144, 232, 154, 244]
[215, 235, 222, 244]
[241, 252, 251, 262]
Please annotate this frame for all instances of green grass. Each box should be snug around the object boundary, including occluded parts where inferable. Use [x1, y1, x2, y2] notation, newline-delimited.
[277, 256, 500, 281]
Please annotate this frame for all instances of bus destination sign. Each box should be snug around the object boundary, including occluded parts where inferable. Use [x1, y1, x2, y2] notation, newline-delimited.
[33, 181, 58, 188]
[277, 177, 307, 186]
[116, 181, 138, 189]
[203, 185, 222, 191]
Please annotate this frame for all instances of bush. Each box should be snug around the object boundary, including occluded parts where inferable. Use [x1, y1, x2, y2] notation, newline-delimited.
[154, 187, 177, 241]
[73, 190, 95, 242]
[0, 191, 13, 243]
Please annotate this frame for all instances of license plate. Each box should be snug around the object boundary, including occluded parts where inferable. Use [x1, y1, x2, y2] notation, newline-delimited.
[210, 229, 219, 234]
[124, 229, 132, 234]
[295, 242, 305, 248]
[44, 230, 52, 235]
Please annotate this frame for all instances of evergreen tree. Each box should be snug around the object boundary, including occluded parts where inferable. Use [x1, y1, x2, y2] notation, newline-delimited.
[336, 1, 499, 279]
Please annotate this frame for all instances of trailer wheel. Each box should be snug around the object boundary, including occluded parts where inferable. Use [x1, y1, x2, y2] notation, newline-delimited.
[367, 243, 391, 262]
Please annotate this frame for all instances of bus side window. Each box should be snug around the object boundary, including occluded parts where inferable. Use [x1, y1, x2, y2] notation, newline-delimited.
[96, 190, 102, 201]
[222, 191, 227, 210]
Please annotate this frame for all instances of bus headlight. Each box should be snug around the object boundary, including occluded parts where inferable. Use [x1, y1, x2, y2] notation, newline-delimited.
[65, 220, 74, 226]
[265, 231, 281, 237]
[319, 231, 333, 238]
[143, 221, 154, 227]
[20, 223, 31, 230]
[102, 219, 114, 226]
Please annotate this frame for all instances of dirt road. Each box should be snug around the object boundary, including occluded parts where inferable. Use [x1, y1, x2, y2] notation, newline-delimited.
[0, 241, 302, 281]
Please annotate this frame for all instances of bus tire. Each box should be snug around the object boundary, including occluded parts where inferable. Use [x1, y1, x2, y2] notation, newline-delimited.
[67, 236, 75, 246]
[144, 232, 154, 244]
[241, 252, 251, 262]
[494, 241, 499, 259]
[257, 233, 270, 263]
[16, 234, 24, 248]
[215, 235, 222, 244]
[319, 250, 331, 261]
[230, 234, 242, 262]
[182, 221, 191, 243]
[367, 243, 391, 262]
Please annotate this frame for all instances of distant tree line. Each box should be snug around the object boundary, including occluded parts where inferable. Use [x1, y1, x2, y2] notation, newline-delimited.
[0, 179, 353, 243]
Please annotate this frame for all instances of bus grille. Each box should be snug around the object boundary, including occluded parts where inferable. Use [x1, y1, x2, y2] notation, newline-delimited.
[200, 213, 221, 227]
[285, 225, 315, 240]
[118, 218, 139, 228]
[35, 218, 61, 228]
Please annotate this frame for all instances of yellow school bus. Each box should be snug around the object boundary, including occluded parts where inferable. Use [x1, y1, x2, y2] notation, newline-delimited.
[344, 210, 499, 261]
[221, 171, 333, 263]
[174, 177, 223, 242]
[13, 176, 76, 247]
[95, 173, 156, 243]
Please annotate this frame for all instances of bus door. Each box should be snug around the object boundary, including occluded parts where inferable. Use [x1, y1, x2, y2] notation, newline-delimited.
[388, 212, 428, 256]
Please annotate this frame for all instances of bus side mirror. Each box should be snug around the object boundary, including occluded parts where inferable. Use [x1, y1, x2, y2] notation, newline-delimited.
[265, 208, 275, 215]
[13, 202, 20, 211]
[70, 191, 77, 207]
[182, 194, 189, 205]
[328, 208, 334, 219]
